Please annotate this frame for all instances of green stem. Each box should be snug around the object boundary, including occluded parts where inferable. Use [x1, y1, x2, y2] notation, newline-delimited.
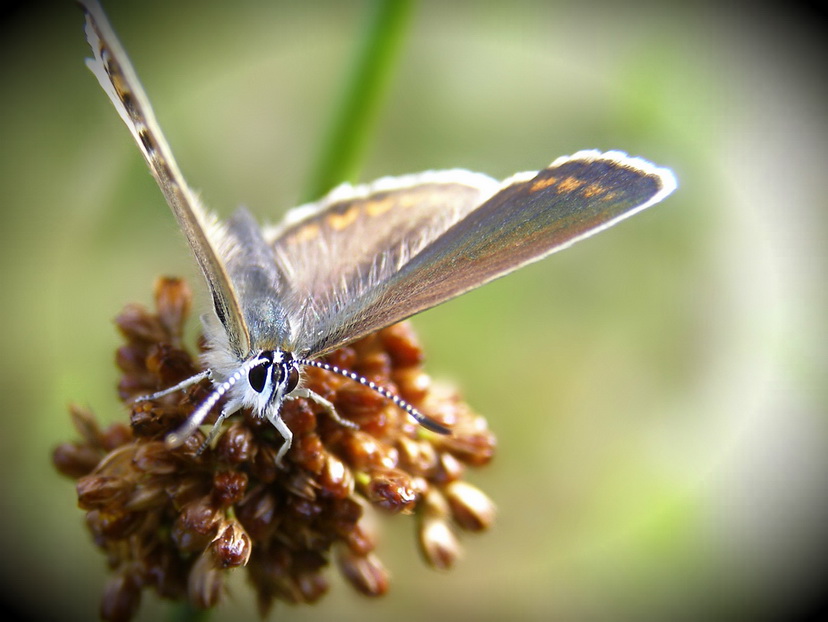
[302, 0, 416, 202]
[169, 602, 210, 622]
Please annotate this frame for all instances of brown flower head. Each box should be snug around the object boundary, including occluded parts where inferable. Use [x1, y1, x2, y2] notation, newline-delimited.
[53, 277, 496, 620]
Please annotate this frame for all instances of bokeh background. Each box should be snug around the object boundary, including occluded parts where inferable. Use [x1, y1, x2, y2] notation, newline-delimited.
[1, 1, 826, 620]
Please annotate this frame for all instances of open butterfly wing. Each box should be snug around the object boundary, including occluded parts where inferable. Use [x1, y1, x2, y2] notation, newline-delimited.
[264, 172, 500, 354]
[81, 1, 251, 357]
[294, 151, 676, 357]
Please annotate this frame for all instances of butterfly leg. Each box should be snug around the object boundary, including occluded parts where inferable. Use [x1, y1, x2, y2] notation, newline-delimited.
[288, 388, 359, 430]
[135, 370, 212, 402]
[197, 406, 238, 454]
[165, 388, 235, 450]
[266, 409, 294, 467]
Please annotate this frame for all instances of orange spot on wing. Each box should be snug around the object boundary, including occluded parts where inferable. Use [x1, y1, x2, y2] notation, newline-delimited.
[365, 196, 394, 217]
[327, 205, 360, 230]
[557, 176, 584, 193]
[529, 176, 558, 192]
[288, 222, 320, 244]
[581, 183, 606, 198]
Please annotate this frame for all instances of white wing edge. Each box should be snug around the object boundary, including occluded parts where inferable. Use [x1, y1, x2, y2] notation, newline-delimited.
[262, 168, 500, 242]
[263, 151, 676, 243]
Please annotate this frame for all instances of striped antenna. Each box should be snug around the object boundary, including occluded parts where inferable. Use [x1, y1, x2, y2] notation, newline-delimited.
[295, 358, 451, 434]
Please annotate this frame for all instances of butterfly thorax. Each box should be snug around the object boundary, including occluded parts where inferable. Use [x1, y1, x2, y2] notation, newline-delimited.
[221, 208, 294, 353]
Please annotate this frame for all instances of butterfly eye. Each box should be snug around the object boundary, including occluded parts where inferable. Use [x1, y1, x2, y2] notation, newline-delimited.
[248, 363, 269, 393]
[285, 367, 300, 394]
[248, 352, 274, 393]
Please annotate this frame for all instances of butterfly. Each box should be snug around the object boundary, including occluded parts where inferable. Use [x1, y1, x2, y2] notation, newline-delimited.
[80, 1, 677, 466]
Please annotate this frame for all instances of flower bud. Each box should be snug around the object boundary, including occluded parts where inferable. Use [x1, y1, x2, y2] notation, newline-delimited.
[68, 403, 103, 446]
[335, 381, 387, 420]
[172, 498, 222, 553]
[154, 276, 191, 338]
[364, 468, 417, 514]
[100, 572, 141, 622]
[124, 479, 167, 511]
[52, 442, 102, 478]
[100, 423, 132, 452]
[211, 469, 248, 508]
[342, 507, 378, 556]
[115, 303, 167, 343]
[340, 430, 394, 470]
[319, 453, 354, 499]
[380, 323, 424, 366]
[397, 436, 438, 475]
[337, 550, 389, 597]
[210, 519, 252, 568]
[133, 441, 179, 474]
[214, 423, 255, 464]
[433, 450, 465, 484]
[145, 343, 197, 387]
[235, 488, 278, 541]
[293, 570, 329, 603]
[418, 515, 461, 570]
[77, 475, 128, 509]
[87, 507, 143, 540]
[445, 480, 496, 532]
[393, 368, 430, 403]
[439, 422, 496, 466]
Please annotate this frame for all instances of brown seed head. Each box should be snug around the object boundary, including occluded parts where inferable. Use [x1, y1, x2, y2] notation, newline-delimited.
[53, 277, 496, 620]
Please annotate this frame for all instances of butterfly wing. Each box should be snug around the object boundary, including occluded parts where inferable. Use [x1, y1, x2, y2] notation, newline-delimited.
[284, 150, 676, 358]
[80, 1, 251, 357]
[264, 171, 500, 354]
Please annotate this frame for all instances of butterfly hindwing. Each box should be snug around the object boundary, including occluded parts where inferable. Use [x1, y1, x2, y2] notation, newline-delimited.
[263, 171, 500, 355]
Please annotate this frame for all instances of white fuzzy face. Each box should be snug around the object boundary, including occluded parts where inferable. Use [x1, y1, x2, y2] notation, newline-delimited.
[213, 349, 297, 421]
[241, 352, 278, 416]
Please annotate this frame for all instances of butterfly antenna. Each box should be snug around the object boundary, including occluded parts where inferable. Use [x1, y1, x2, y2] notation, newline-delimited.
[295, 358, 451, 435]
[164, 364, 248, 448]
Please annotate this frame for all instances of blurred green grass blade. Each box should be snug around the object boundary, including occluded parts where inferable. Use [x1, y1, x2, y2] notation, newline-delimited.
[169, 602, 210, 622]
[302, 0, 415, 202]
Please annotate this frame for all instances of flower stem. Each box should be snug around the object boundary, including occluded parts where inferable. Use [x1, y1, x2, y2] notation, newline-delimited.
[302, 0, 416, 202]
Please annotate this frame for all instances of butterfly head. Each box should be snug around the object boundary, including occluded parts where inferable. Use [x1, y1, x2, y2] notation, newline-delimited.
[245, 350, 300, 412]
[162, 347, 303, 452]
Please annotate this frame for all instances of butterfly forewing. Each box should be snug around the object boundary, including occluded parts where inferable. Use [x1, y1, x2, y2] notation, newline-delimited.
[80, 0, 252, 357]
[297, 151, 676, 357]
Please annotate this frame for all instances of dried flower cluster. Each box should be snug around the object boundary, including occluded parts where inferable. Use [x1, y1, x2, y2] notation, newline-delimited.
[53, 277, 496, 621]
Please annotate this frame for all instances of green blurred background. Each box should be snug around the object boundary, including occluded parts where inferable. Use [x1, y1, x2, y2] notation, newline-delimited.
[1, 1, 826, 620]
